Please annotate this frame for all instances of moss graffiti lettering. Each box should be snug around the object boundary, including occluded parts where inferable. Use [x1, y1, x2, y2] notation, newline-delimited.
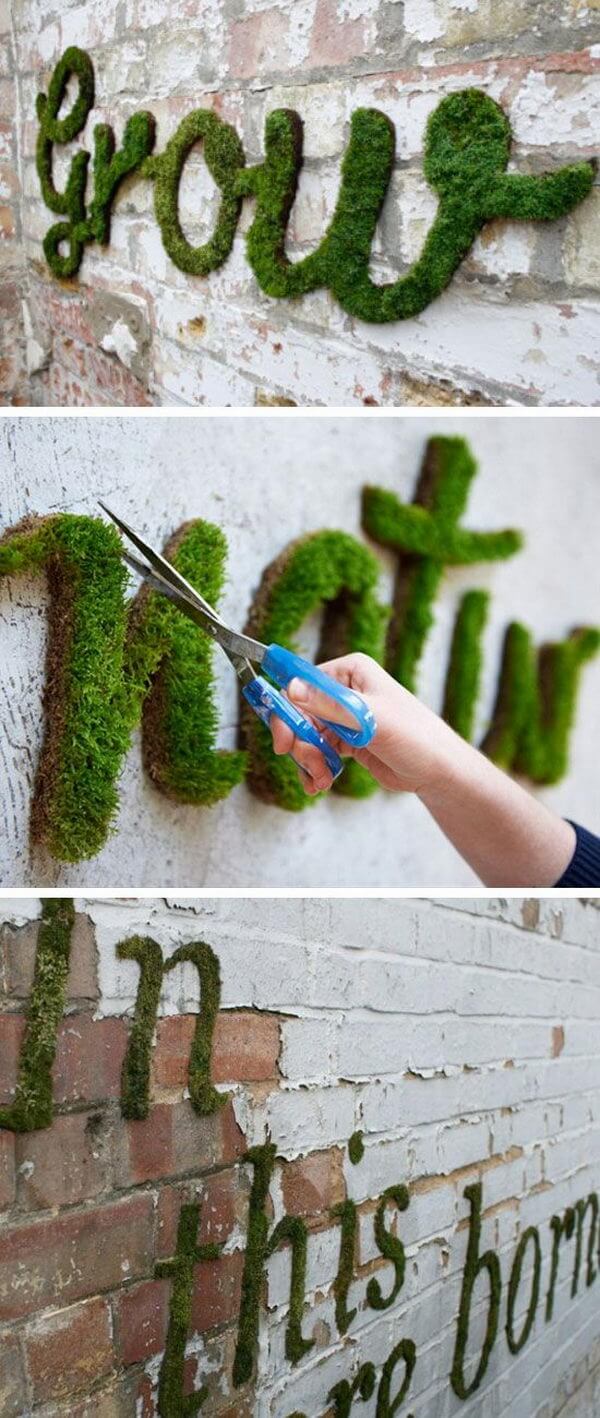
[1, 911, 599, 1414]
[1, 438, 598, 859]
[36, 49, 595, 314]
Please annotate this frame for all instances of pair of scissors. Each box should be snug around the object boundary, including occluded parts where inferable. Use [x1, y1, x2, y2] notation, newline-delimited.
[99, 503, 376, 784]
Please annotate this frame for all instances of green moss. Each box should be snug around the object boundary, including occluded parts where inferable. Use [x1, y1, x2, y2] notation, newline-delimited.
[481, 624, 600, 785]
[118, 936, 225, 1121]
[348, 1131, 364, 1165]
[572, 1193, 598, 1296]
[37, 52, 594, 302]
[117, 936, 164, 1121]
[233, 1142, 277, 1387]
[442, 590, 490, 740]
[366, 1185, 409, 1311]
[267, 1215, 314, 1363]
[0, 515, 132, 861]
[36, 49, 154, 277]
[363, 437, 521, 692]
[505, 1227, 541, 1356]
[0, 514, 244, 862]
[163, 943, 226, 1116]
[450, 1182, 501, 1399]
[546, 1206, 576, 1322]
[331, 1199, 358, 1335]
[155, 1199, 222, 1416]
[145, 110, 245, 275]
[235, 89, 593, 321]
[89, 113, 156, 246]
[376, 1339, 417, 1417]
[241, 531, 387, 810]
[328, 1364, 376, 1418]
[0, 899, 75, 1133]
[127, 520, 247, 806]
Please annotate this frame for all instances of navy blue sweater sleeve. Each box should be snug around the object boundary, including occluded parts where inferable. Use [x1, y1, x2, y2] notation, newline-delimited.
[554, 822, 600, 887]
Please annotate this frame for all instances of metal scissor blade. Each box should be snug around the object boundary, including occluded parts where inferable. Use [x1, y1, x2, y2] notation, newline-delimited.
[100, 503, 267, 663]
[99, 499, 228, 629]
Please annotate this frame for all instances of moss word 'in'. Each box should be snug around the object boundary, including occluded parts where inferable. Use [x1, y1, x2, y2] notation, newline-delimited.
[450, 1182, 502, 1399]
[241, 531, 388, 811]
[37, 50, 595, 318]
[118, 935, 226, 1121]
[0, 514, 245, 862]
[155, 1199, 223, 1416]
[0, 899, 75, 1133]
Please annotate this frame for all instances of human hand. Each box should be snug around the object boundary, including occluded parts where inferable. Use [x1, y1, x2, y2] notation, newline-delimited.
[269, 652, 457, 797]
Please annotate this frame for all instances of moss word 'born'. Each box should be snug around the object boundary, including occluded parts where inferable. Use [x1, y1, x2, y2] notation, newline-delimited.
[36, 48, 595, 319]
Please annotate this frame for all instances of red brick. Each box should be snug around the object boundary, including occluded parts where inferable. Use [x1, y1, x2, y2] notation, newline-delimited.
[118, 1104, 175, 1186]
[116, 1101, 242, 1187]
[16, 1111, 111, 1210]
[25, 1297, 114, 1403]
[0, 1193, 154, 1320]
[191, 1251, 244, 1333]
[0, 1014, 25, 1107]
[0, 204, 15, 239]
[1, 913, 98, 1000]
[53, 1015, 128, 1105]
[152, 1015, 195, 1089]
[118, 1279, 169, 1365]
[220, 1100, 247, 1164]
[281, 1148, 345, 1218]
[212, 1011, 280, 1084]
[156, 1171, 238, 1259]
[0, 1130, 16, 1209]
[0, 1328, 27, 1415]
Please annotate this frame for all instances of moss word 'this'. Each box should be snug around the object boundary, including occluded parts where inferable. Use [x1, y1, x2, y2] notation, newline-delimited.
[0, 899, 75, 1133]
[36, 48, 594, 315]
[0, 514, 245, 863]
[117, 936, 226, 1121]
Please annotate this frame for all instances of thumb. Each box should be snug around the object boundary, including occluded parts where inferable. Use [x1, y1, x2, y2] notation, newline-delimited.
[287, 676, 363, 732]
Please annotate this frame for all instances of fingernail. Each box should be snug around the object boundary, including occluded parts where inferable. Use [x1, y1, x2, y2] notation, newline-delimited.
[288, 677, 308, 702]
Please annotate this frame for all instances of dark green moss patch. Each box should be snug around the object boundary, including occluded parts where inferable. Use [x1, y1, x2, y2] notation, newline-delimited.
[0, 899, 75, 1133]
[348, 1131, 364, 1165]
[267, 1215, 314, 1363]
[328, 1364, 376, 1418]
[241, 532, 387, 810]
[376, 1339, 416, 1417]
[546, 1207, 576, 1322]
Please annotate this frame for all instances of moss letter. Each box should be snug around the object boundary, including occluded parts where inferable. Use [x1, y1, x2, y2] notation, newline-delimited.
[0, 899, 75, 1133]
[450, 1183, 501, 1399]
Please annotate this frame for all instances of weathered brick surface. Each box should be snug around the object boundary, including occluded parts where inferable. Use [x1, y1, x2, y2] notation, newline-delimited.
[0, 895, 599, 1415]
[4, 0, 600, 404]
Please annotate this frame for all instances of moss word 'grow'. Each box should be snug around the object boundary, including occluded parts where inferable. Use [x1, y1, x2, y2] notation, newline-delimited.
[36, 48, 595, 317]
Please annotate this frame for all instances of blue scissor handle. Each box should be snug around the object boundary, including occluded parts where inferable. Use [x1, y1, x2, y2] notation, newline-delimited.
[262, 644, 376, 749]
[243, 677, 343, 781]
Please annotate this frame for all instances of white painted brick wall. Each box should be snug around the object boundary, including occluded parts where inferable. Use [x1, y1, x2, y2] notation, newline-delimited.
[5, 893, 592, 1418]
